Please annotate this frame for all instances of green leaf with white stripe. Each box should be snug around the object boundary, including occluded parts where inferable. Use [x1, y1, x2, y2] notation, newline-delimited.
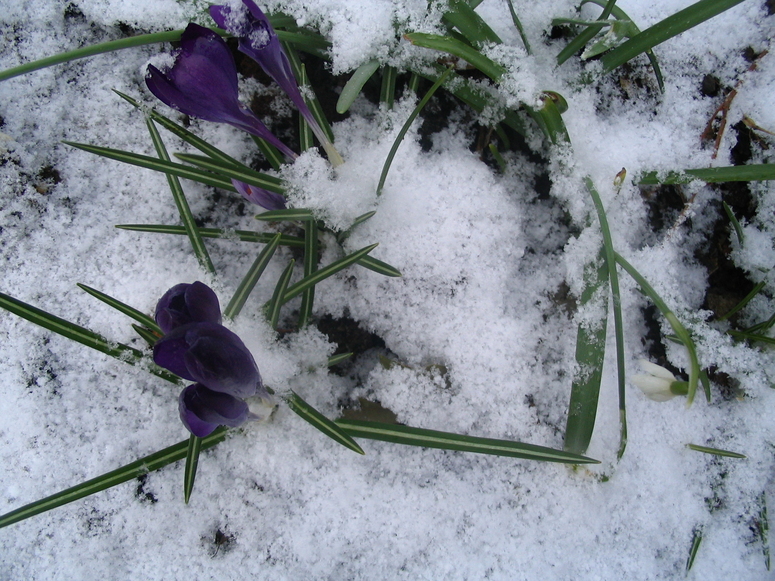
[183, 435, 202, 504]
[0, 291, 178, 384]
[336, 419, 600, 463]
[0, 428, 227, 529]
[285, 391, 365, 455]
[224, 232, 283, 321]
[77, 283, 160, 333]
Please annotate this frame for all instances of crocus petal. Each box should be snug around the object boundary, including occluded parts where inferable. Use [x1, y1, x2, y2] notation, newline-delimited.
[210, 1, 343, 166]
[146, 23, 297, 160]
[179, 383, 252, 437]
[154, 322, 264, 398]
[232, 179, 286, 210]
[155, 281, 222, 333]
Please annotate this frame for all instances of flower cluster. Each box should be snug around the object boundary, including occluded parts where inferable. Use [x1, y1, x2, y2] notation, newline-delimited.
[145, 1, 343, 211]
[153, 282, 269, 436]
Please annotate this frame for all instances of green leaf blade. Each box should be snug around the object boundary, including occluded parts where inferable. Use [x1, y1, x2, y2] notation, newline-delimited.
[286, 392, 365, 455]
[337, 420, 599, 463]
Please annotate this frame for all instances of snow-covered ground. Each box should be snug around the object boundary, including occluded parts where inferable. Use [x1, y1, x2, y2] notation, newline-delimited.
[1, 0, 774, 579]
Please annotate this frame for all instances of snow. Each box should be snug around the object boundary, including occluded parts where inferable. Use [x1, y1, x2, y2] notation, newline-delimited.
[1, 0, 774, 579]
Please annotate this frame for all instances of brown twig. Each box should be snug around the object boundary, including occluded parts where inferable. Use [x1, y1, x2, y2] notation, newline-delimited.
[700, 50, 768, 159]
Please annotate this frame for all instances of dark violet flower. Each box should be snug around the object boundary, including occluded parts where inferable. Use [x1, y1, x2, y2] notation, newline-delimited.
[179, 383, 255, 437]
[154, 321, 266, 399]
[232, 179, 286, 210]
[145, 23, 297, 160]
[209, 1, 344, 166]
[155, 281, 222, 334]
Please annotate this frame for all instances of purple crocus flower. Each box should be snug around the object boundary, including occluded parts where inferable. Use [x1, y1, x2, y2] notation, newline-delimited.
[232, 179, 286, 210]
[179, 383, 255, 437]
[145, 23, 297, 161]
[154, 322, 265, 399]
[155, 281, 222, 334]
[209, 1, 344, 166]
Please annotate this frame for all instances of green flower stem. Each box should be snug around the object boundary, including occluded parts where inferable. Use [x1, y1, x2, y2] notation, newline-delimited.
[614, 253, 700, 404]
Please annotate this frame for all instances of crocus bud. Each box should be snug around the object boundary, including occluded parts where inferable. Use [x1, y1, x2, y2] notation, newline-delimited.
[155, 281, 222, 334]
[631, 359, 689, 402]
[153, 322, 266, 399]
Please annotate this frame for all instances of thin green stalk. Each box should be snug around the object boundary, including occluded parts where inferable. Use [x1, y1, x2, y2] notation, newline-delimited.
[146, 119, 215, 275]
[380, 66, 398, 109]
[718, 280, 766, 321]
[686, 444, 746, 458]
[686, 526, 703, 572]
[614, 252, 700, 404]
[638, 164, 775, 184]
[722, 201, 745, 245]
[377, 68, 453, 195]
[405, 33, 507, 82]
[585, 177, 627, 459]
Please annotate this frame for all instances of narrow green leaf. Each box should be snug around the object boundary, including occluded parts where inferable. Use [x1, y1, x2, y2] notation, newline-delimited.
[183, 435, 202, 504]
[336, 419, 600, 463]
[173, 153, 285, 194]
[251, 135, 284, 171]
[285, 391, 365, 454]
[758, 493, 771, 571]
[281, 244, 378, 305]
[526, 94, 570, 145]
[579, 0, 664, 92]
[557, 0, 618, 65]
[0, 429, 227, 529]
[638, 164, 775, 185]
[77, 283, 160, 333]
[337, 59, 380, 114]
[0, 30, 187, 82]
[722, 200, 745, 245]
[488, 143, 507, 173]
[687, 444, 746, 458]
[718, 280, 766, 321]
[327, 353, 353, 366]
[380, 66, 398, 109]
[409, 64, 527, 135]
[283, 43, 335, 143]
[63, 141, 236, 191]
[267, 260, 295, 329]
[116, 224, 305, 247]
[255, 208, 316, 221]
[0, 291, 178, 384]
[298, 64, 314, 152]
[727, 330, 775, 345]
[377, 68, 454, 195]
[224, 232, 283, 320]
[614, 252, 700, 404]
[299, 219, 319, 328]
[147, 119, 215, 275]
[601, 0, 745, 73]
[564, 250, 608, 456]
[357, 256, 402, 277]
[505, 0, 532, 54]
[585, 177, 627, 459]
[132, 324, 160, 348]
[442, 0, 502, 47]
[686, 526, 703, 572]
[405, 33, 507, 82]
[113, 90, 249, 170]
